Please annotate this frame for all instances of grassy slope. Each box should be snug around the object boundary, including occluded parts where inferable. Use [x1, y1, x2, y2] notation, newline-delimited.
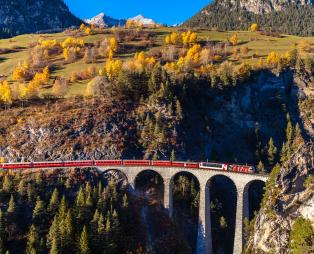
[0, 28, 313, 97]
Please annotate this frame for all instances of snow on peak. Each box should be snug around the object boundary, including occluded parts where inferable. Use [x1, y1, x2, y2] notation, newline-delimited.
[129, 14, 156, 26]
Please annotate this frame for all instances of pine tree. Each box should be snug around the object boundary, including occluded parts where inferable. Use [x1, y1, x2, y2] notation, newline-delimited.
[257, 161, 265, 174]
[48, 188, 59, 214]
[97, 181, 103, 197]
[76, 187, 86, 207]
[58, 196, 67, 219]
[85, 194, 93, 208]
[26, 225, 39, 254]
[47, 215, 59, 250]
[111, 210, 120, 241]
[49, 237, 59, 254]
[33, 196, 46, 226]
[267, 138, 277, 166]
[122, 194, 128, 208]
[96, 214, 105, 252]
[293, 123, 304, 150]
[2, 176, 12, 193]
[286, 117, 293, 145]
[171, 148, 175, 162]
[7, 195, 15, 214]
[175, 100, 183, 121]
[62, 209, 74, 251]
[65, 178, 71, 190]
[79, 226, 89, 254]
[17, 179, 26, 196]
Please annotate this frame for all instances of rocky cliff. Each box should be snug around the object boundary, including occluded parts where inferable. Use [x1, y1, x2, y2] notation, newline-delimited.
[246, 142, 314, 253]
[184, 0, 314, 36]
[0, 0, 81, 38]
[217, 0, 314, 14]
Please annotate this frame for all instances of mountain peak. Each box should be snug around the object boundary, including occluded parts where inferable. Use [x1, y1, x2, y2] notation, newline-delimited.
[84, 13, 126, 28]
[128, 14, 157, 26]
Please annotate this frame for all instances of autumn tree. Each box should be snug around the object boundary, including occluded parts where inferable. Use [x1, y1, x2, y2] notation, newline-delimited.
[267, 51, 280, 67]
[229, 34, 239, 46]
[26, 225, 39, 254]
[250, 23, 259, 32]
[52, 78, 68, 97]
[0, 81, 12, 107]
[79, 226, 89, 254]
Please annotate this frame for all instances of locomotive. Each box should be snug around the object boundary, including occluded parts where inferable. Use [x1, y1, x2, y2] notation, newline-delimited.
[0, 160, 256, 174]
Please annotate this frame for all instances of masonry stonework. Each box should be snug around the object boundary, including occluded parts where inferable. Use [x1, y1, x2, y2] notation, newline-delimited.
[98, 166, 267, 254]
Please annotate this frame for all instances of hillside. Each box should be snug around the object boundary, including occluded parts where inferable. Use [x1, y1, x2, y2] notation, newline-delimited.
[0, 0, 81, 38]
[0, 23, 314, 253]
[184, 0, 314, 36]
[245, 142, 314, 253]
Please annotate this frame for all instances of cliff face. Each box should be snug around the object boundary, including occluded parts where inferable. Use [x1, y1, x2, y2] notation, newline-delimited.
[184, 0, 314, 36]
[247, 142, 314, 253]
[0, 0, 81, 38]
[219, 0, 314, 14]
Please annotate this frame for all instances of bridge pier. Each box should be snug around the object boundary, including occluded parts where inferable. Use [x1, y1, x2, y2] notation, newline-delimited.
[233, 187, 249, 254]
[163, 178, 173, 217]
[196, 184, 212, 254]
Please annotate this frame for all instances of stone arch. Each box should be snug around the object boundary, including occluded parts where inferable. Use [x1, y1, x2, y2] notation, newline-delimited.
[101, 168, 129, 189]
[206, 174, 238, 254]
[171, 171, 201, 253]
[244, 179, 266, 220]
[134, 169, 165, 203]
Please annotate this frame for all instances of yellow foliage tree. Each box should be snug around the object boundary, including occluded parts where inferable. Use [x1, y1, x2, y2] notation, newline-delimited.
[105, 59, 123, 81]
[0, 81, 12, 105]
[250, 23, 259, 32]
[38, 39, 57, 49]
[84, 27, 92, 35]
[80, 24, 86, 31]
[182, 31, 197, 46]
[32, 67, 50, 86]
[186, 44, 201, 64]
[267, 51, 280, 67]
[165, 32, 181, 45]
[12, 61, 30, 81]
[229, 34, 239, 46]
[61, 37, 84, 49]
[25, 81, 40, 100]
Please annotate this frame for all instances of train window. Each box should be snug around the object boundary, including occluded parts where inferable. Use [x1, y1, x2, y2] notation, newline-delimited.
[202, 163, 223, 168]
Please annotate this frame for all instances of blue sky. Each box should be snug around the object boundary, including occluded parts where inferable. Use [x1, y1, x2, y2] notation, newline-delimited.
[64, 0, 209, 25]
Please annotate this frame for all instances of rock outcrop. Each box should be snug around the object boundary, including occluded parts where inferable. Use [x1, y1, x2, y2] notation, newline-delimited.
[218, 0, 314, 14]
[247, 142, 314, 253]
[184, 0, 314, 36]
[0, 0, 81, 38]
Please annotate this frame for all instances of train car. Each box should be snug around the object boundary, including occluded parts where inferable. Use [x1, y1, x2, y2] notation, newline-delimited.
[184, 162, 199, 168]
[229, 164, 255, 174]
[199, 162, 228, 171]
[123, 160, 151, 166]
[151, 161, 172, 167]
[95, 160, 122, 166]
[171, 161, 186, 167]
[32, 161, 65, 168]
[1, 162, 33, 169]
[63, 161, 94, 167]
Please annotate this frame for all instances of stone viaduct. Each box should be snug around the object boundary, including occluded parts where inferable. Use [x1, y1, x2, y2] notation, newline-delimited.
[97, 165, 268, 254]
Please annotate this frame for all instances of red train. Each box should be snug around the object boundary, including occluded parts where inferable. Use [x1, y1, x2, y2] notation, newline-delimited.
[0, 160, 256, 174]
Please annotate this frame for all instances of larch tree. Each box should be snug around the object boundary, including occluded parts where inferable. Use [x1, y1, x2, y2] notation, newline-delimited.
[79, 226, 89, 254]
